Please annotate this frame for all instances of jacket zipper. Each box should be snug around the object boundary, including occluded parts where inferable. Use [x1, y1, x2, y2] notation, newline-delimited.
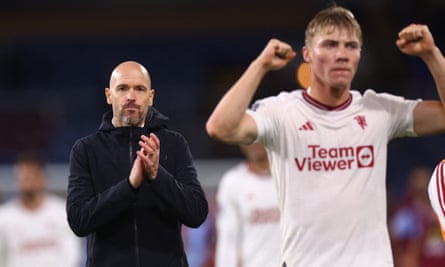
[129, 128, 141, 267]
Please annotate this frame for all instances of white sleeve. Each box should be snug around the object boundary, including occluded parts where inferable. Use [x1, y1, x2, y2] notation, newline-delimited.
[53, 199, 84, 267]
[247, 97, 280, 146]
[60, 223, 83, 267]
[215, 171, 242, 267]
[365, 90, 419, 138]
[0, 210, 7, 267]
[428, 159, 445, 241]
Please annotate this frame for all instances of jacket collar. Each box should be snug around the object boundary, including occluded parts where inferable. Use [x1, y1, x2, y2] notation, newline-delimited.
[98, 107, 168, 132]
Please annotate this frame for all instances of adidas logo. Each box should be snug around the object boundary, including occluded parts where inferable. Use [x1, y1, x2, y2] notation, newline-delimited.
[298, 121, 314, 131]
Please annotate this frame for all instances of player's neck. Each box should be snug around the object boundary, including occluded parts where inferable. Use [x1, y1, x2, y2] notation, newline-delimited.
[21, 192, 45, 210]
[307, 84, 350, 108]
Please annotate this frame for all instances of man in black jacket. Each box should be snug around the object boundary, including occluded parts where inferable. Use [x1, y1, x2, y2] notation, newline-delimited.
[66, 61, 208, 267]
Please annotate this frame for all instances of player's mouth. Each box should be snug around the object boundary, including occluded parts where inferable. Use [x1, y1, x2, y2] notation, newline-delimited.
[331, 67, 350, 73]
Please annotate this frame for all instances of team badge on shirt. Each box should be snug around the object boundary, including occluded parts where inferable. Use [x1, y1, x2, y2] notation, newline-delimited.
[354, 115, 367, 130]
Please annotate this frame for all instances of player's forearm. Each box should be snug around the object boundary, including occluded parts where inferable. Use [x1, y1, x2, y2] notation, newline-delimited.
[423, 46, 445, 107]
[206, 59, 267, 142]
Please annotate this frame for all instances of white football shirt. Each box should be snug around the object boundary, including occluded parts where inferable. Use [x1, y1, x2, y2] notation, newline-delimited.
[248, 89, 419, 267]
[215, 162, 281, 267]
[0, 195, 83, 267]
[428, 159, 445, 241]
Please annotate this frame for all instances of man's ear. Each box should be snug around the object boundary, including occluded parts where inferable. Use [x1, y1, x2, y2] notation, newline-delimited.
[105, 88, 111, 104]
[302, 46, 311, 63]
[148, 89, 155, 105]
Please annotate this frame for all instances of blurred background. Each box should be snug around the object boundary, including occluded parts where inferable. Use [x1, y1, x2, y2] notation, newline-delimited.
[0, 0, 444, 193]
[1, 0, 445, 265]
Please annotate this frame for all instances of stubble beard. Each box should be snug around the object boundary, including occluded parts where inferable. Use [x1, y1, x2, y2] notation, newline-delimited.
[114, 104, 150, 127]
[119, 111, 143, 127]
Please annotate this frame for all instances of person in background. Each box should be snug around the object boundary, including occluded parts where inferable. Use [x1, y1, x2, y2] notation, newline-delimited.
[183, 216, 215, 267]
[429, 160, 445, 240]
[206, 5, 445, 267]
[0, 152, 82, 267]
[215, 143, 280, 267]
[390, 167, 445, 267]
[66, 61, 208, 267]
[182, 189, 218, 267]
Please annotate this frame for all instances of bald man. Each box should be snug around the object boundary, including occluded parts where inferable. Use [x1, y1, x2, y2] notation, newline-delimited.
[66, 61, 208, 267]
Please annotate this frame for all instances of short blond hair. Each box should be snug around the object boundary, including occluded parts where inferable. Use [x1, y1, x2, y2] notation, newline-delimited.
[305, 6, 362, 45]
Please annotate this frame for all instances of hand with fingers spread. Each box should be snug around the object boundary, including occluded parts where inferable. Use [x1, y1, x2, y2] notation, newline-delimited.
[137, 133, 160, 181]
[396, 24, 436, 57]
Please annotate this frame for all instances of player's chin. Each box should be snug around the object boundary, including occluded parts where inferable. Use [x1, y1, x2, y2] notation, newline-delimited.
[331, 74, 353, 85]
[330, 80, 351, 90]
